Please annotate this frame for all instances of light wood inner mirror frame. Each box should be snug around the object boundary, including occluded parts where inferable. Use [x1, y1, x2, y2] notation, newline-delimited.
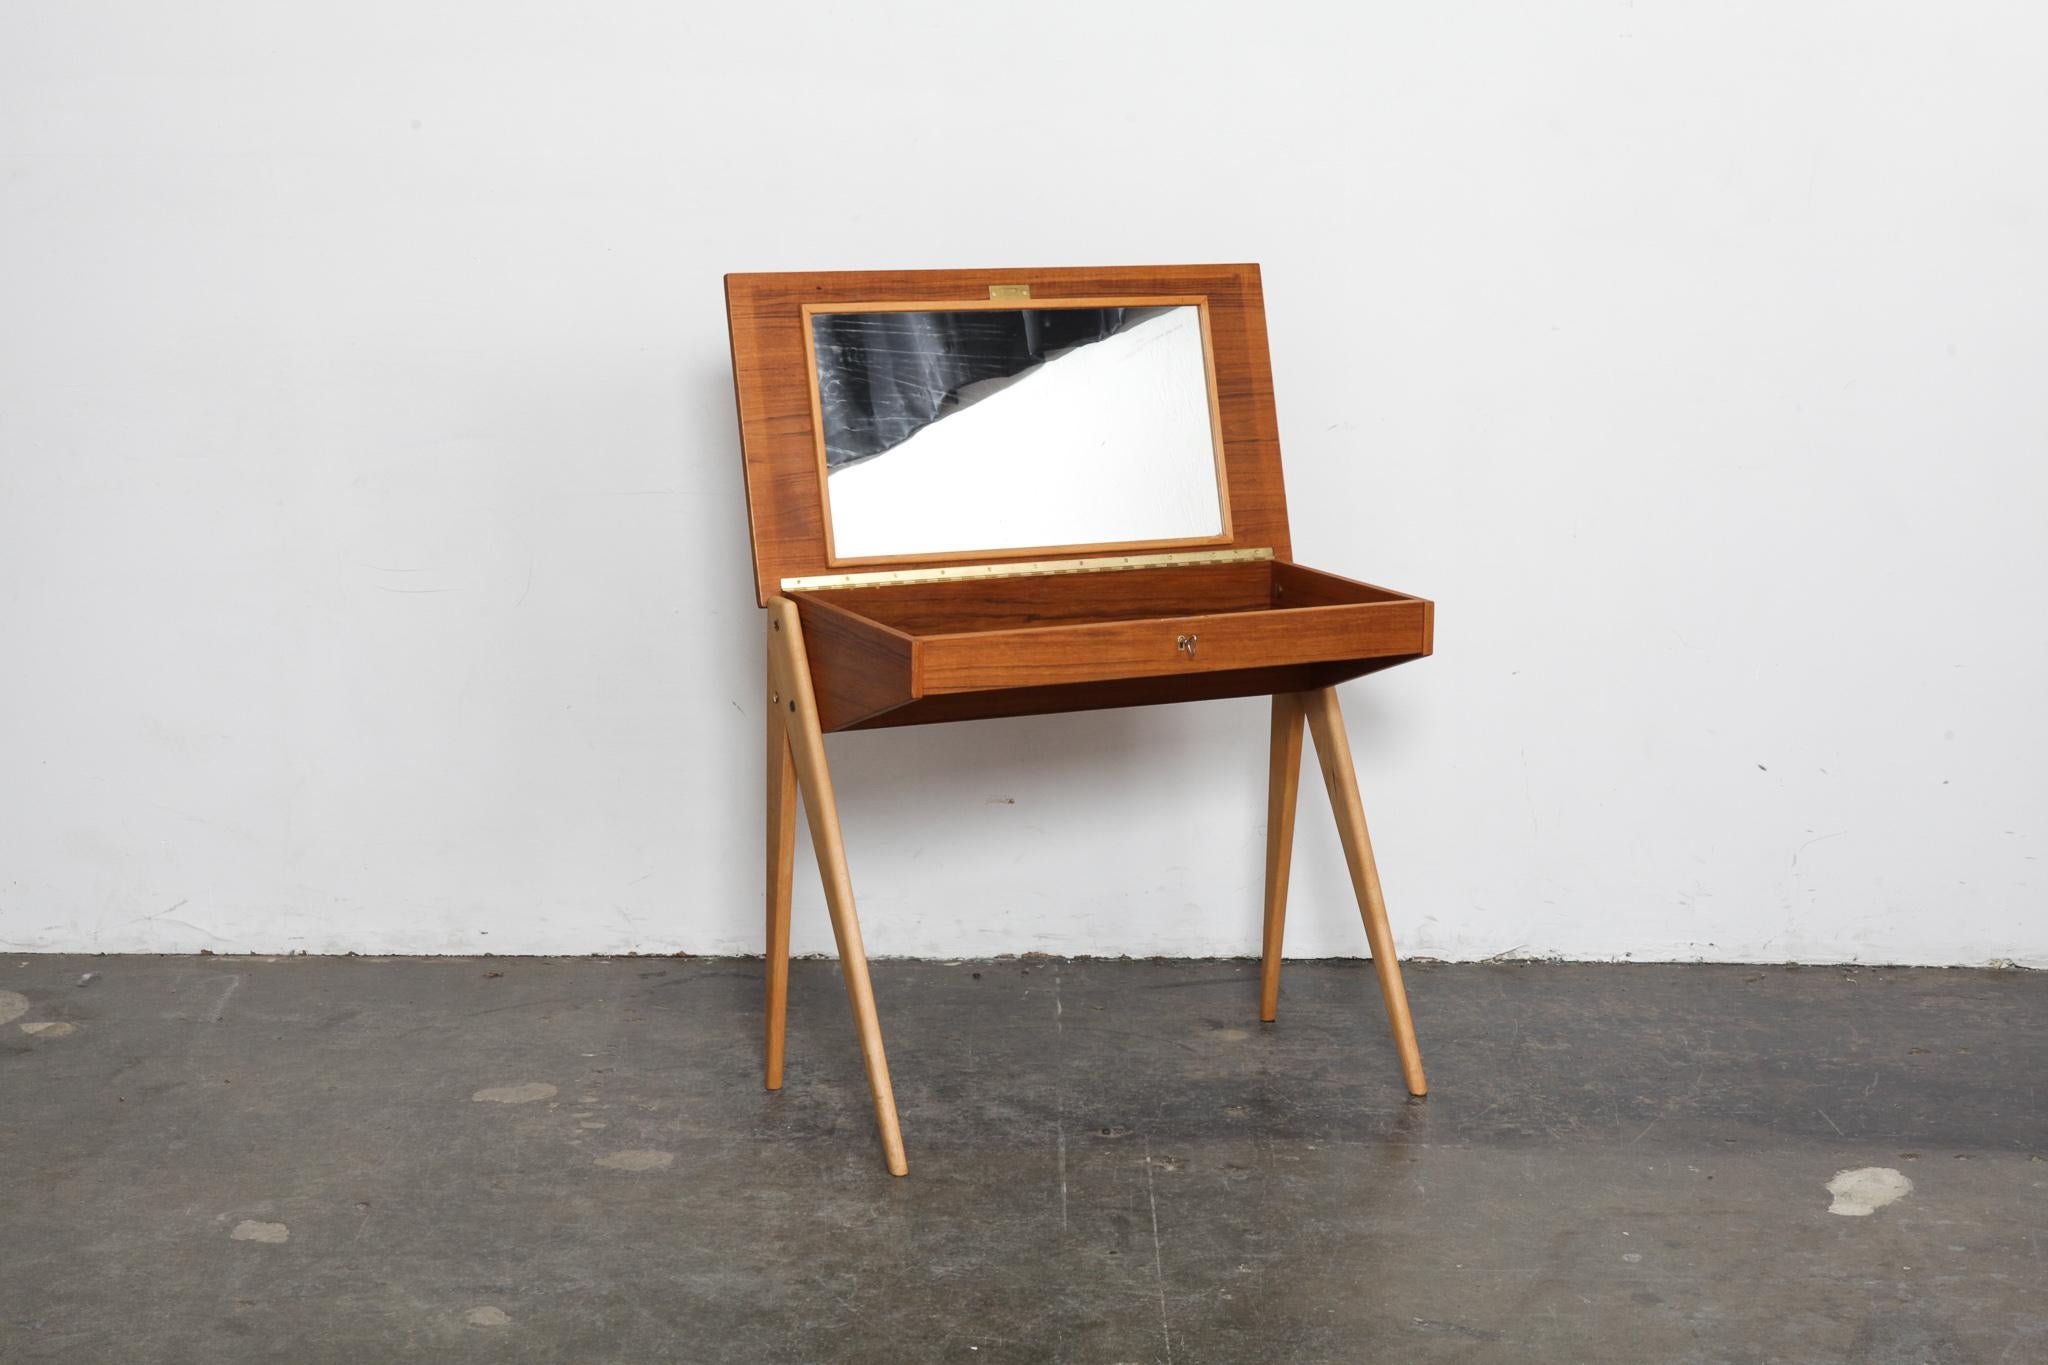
[798, 295, 1235, 568]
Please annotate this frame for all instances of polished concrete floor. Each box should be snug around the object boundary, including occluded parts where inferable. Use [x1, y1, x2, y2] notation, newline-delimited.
[0, 955, 2042, 1363]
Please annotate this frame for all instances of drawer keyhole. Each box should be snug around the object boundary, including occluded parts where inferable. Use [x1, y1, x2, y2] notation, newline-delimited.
[1176, 633, 1198, 659]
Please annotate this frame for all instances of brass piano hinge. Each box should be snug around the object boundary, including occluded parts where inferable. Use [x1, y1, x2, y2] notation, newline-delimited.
[781, 547, 1273, 593]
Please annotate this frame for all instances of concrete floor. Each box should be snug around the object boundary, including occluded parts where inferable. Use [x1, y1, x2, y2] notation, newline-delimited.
[0, 956, 2042, 1363]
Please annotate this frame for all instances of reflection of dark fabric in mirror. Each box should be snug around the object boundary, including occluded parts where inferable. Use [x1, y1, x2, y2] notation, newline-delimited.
[812, 308, 1165, 469]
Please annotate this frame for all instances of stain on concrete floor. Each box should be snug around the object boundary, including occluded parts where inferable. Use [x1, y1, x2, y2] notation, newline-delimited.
[0, 955, 2041, 1363]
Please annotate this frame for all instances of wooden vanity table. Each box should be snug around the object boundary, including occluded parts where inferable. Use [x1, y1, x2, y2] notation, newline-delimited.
[726, 264, 1432, 1175]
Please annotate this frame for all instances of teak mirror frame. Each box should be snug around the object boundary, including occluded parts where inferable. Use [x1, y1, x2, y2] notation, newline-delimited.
[727, 264, 1431, 1176]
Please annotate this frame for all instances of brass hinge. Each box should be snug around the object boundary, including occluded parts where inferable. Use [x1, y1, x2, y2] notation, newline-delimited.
[781, 546, 1272, 593]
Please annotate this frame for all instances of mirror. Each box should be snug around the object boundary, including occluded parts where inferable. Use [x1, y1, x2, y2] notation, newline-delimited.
[810, 303, 1228, 561]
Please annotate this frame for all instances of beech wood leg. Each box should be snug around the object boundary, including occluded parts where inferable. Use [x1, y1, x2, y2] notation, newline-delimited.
[765, 599, 910, 1175]
[764, 638, 797, 1091]
[1302, 686, 1428, 1097]
[1259, 692, 1306, 1022]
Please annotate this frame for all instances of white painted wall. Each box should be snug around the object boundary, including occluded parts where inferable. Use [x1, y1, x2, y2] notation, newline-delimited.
[2, 3, 2042, 965]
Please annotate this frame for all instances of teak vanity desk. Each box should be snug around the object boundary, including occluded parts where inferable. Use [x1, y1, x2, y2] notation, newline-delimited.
[726, 264, 1433, 1176]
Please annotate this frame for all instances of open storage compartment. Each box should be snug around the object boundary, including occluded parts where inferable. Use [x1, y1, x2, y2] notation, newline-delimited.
[792, 559, 1432, 730]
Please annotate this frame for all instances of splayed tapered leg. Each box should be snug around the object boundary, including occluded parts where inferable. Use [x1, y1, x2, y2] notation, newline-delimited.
[1259, 692, 1305, 1022]
[1303, 686, 1427, 1096]
[765, 600, 909, 1175]
[764, 643, 797, 1091]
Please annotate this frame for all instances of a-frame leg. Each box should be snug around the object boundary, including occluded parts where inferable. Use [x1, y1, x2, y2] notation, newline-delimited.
[764, 635, 797, 1091]
[764, 598, 910, 1175]
[1259, 693, 1305, 1022]
[1301, 686, 1428, 1097]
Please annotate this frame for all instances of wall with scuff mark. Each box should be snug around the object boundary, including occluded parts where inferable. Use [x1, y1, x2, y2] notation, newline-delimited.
[1, 4, 2042, 965]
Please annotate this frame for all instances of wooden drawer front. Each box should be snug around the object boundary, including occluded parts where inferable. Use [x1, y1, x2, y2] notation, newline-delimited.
[917, 601, 1428, 695]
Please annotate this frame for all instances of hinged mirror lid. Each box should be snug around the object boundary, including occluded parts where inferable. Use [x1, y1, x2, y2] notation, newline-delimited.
[725, 264, 1292, 606]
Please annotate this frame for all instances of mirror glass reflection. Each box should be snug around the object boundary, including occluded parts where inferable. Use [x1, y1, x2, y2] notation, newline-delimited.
[812, 304, 1226, 560]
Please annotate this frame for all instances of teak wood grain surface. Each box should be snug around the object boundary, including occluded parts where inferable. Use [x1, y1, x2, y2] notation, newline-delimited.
[788, 562, 1430, 731]
[726, 264, 1292, 604]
